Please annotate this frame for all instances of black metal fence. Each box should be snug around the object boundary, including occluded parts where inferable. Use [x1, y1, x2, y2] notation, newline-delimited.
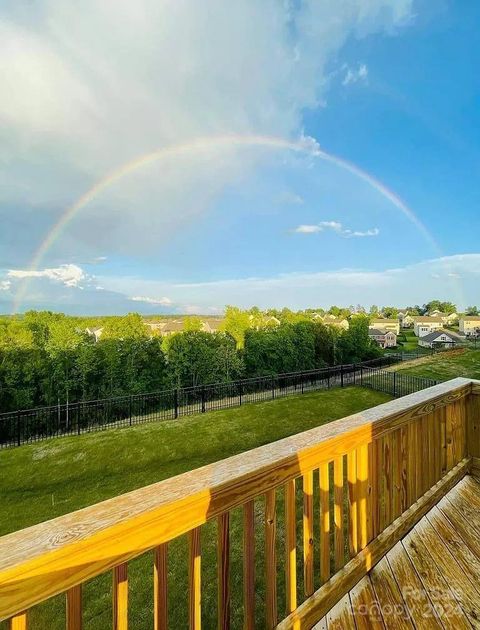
[0, 355, 437, 448]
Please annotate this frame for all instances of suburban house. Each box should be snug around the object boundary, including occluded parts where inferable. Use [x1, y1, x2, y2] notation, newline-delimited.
[368, 328, 397, 348]
[428, 310, 459, 325]
[413, 316, 443, 337]
[459, 316, 480, 337]
[143, 320, 167, 334]
[324, 317, 349, 330]
[418, 329, 463, 349]
[160, 320, 185, 336]
[368, 318, 400, 335]
[201, 319, 224, 333]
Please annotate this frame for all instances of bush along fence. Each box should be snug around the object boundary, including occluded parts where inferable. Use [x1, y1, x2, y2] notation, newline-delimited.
[0, 355, 437, 448]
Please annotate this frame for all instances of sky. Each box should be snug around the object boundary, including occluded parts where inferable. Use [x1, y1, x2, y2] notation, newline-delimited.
[0, 0, 479, 315]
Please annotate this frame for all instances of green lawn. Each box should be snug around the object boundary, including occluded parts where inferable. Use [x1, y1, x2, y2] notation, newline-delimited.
[0, 386, 391, 630]
[392, 348, 480, 382]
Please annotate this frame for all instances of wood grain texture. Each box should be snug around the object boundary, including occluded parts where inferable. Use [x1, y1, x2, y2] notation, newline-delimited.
[8, 612, 26, 630]
[349, 576, 384, 630]
[319, 462, 330, 585]
[265, 489, 277, 629]
[66, 585, 82, 630]
[276, 458, 470, 630]
[357, 445, 369, 551]
[303, 472, 314, 596]
[369, 556, 414, 629]
[347, 451, 357, 559]
[113, 563, 128, 630]
[0, 380, 472, 621]
[154, 544, 167, 630]
[217, 514, 230, 630]
[333, 458, 344, 573]
[189, 528, 201, 630]
[325, 594, 356, 630]
[386, 543, 442, 630]
[285, 480, 297, 614]
[242, 501, 255, 630]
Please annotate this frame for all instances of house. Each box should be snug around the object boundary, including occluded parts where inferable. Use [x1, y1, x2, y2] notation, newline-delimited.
[85, 326, 104, 342]
[413, 316, 443, 337]
[418, 329, 463, 348]
[160, 320, 185, 336]
[368, 328, 397, 349]
[143, 320, 167, 334]
[428, 310, 459, 326]
[201, 319, 224, 333]
[324, 317, 349, 331]
[369, 319, 400, 335]
[459, 316, 480, 337]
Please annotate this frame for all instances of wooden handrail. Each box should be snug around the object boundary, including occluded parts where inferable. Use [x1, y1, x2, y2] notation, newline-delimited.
[0, 377, 476, 625]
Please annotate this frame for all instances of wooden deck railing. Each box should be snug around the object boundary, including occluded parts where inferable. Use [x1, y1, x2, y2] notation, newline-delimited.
[1, 377, 479, 629]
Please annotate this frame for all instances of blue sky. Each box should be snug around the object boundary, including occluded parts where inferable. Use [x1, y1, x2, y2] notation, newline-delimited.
[0, 0, 479, 314]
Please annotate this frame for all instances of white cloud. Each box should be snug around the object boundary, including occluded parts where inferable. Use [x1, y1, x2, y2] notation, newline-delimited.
[0, 1, 413, 262]
[342, 63, 369, 86]
[7, 264, 87, 288]
[293, 221, 379, 238]
[130, 295, 172, 306]
[1, 253, 477, 313]
[0, 280, 11, 291]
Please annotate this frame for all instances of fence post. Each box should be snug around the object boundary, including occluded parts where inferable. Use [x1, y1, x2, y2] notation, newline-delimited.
[77, 404, 81, 435]
[201, 386, 206, 413]
[129, 395, 133, 426]
[17, 411, 21, 447]
[174, 388, 179, 419]
[341, 364, 344, 388]
[353, 364, 356, 385]
[393, 372, 397, 397]
[271, 375, 275, 399]
[360, 365, 364, 387]
[301, 372, 304, 394]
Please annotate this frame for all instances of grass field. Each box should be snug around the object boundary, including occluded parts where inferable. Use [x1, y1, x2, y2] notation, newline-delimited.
[0, 386, 391, 629]
[392, 348, 480, 381]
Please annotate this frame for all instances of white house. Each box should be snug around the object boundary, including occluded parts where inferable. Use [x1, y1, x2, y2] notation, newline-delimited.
[368, 329, 397, 349]
[428, 310, 459, 326]
[418, 329, 463, 349]
[325, 317, 349, 331]
[369, 318, 400, 335]
[413, 317, 443, 337]
[459, 316, 480, 337]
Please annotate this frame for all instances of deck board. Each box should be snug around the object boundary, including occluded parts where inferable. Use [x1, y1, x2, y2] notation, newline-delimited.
[324, 475, 480, 629]
[349, 576, 385, 629]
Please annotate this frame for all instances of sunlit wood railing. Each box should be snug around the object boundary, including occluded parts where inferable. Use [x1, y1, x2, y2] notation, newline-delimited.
[1, 378, 479, 629]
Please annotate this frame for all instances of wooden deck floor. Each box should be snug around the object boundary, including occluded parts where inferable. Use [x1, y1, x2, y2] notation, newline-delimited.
[316, 474, 480, 629]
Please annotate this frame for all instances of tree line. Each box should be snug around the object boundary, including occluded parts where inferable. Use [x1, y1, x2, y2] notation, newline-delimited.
[0, 311, 380, 412]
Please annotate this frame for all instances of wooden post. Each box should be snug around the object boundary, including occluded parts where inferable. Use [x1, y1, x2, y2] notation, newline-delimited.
[243, 501, 255, 630]
[285, 480, 297, 614]
[265, 489, 277, 629]
[217, 514, 230, 630]
[303, 472, 314, 596]
[113, 564, 128, 630]
[189, 528, 202, 630]
[66, 585, 82, 630]
[154, 545, 168, 630]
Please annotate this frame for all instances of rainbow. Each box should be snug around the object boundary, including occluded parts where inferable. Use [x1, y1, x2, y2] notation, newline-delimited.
[14, 133, 440, 312]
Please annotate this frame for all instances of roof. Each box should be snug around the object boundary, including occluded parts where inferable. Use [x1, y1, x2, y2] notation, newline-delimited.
[370, 318, 398, 324]
[161, 320, 185, 332]
[461, 316, 480, 321]
[369, 329, 396, 337]
[412, 316, 443, 323]
[419, 328, 462, 343]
